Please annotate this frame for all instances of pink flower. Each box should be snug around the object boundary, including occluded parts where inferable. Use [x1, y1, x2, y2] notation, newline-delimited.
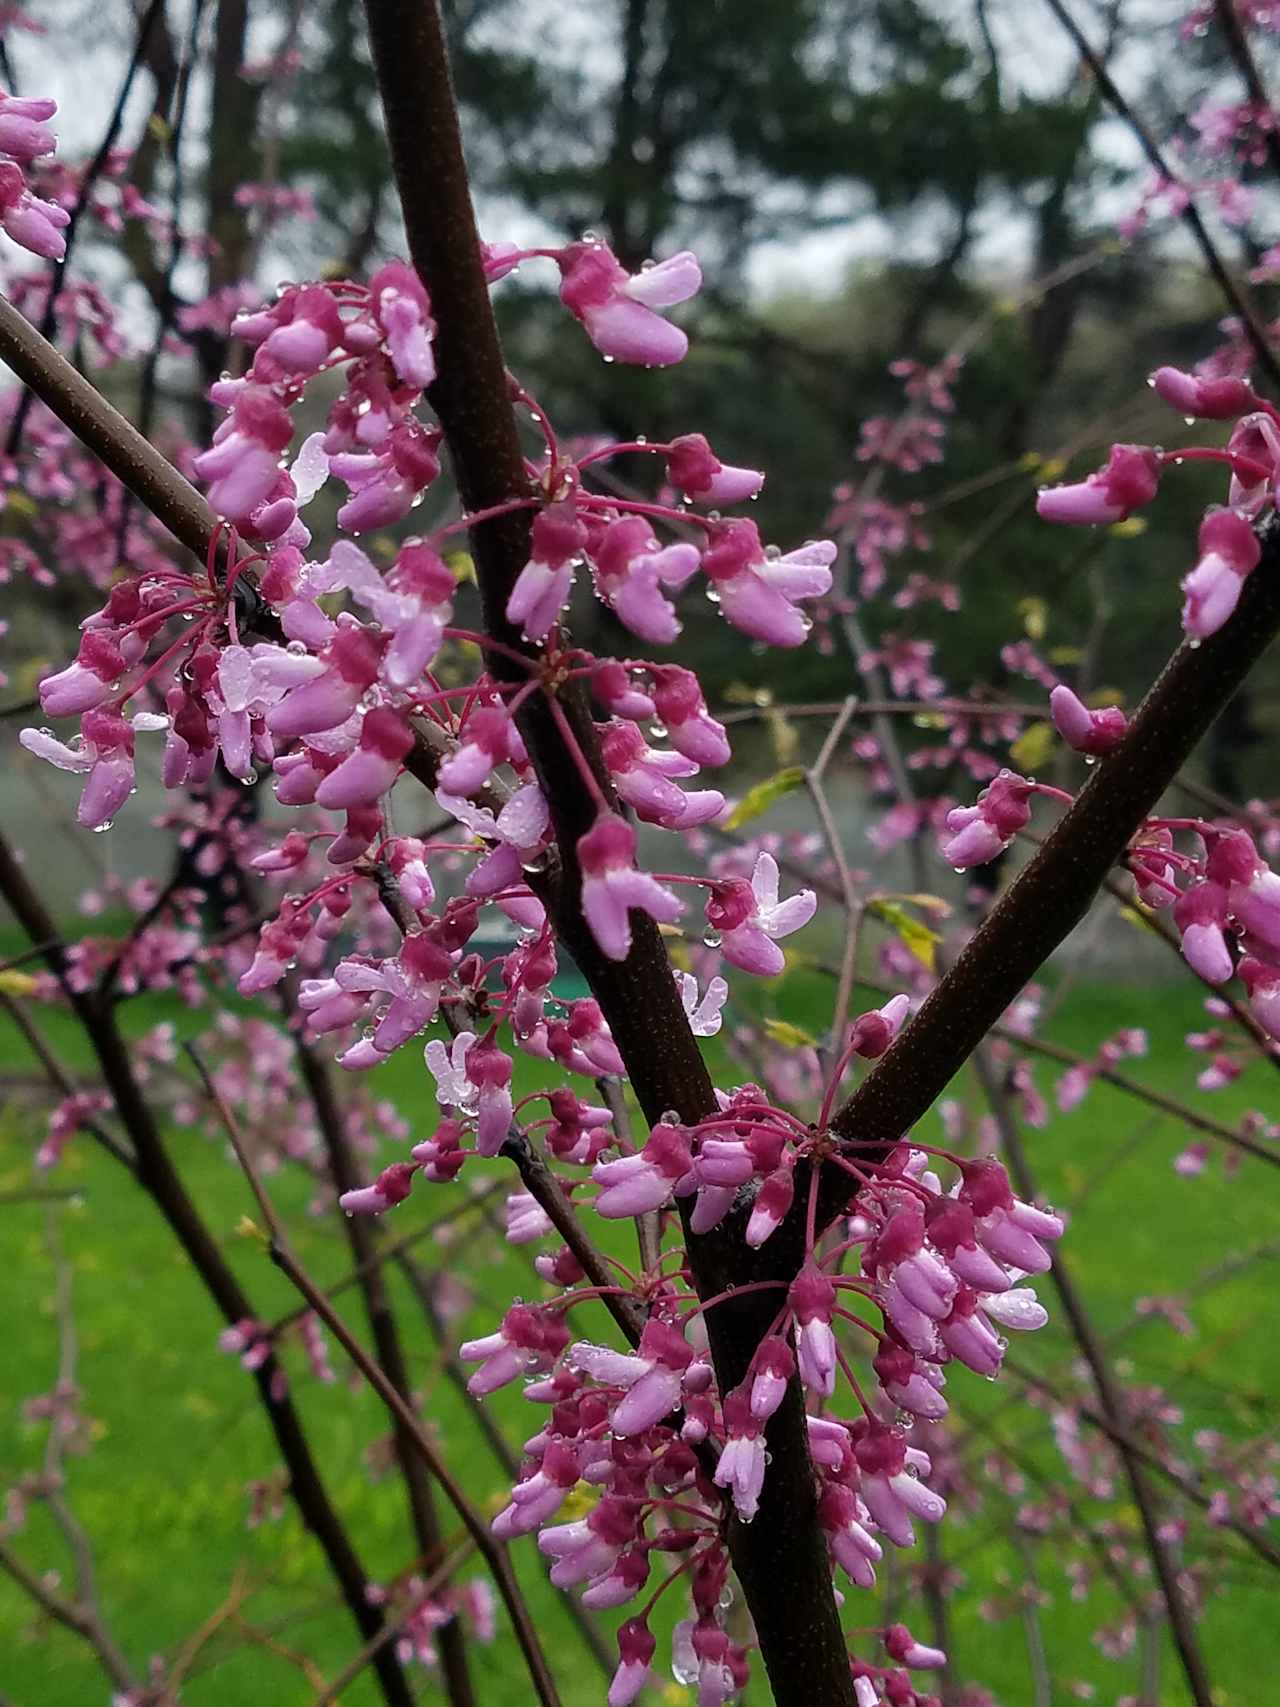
[789, 1265, 837, 1397]
[591, 1120, 694, 1216]
[0, 93, 58, 164]
[0, 160, 68, 259]
[601, 721, 723, 829]
[506, 504, 589, 642]
[884, 1623, 947, 1671]
[557, 240, 701, 366]
[819, 1483, 883, 1588]
[194, 382, 295, 525]
[538, 1496, 638, 1588]
[651, 667, 731, 766]
[855, 1426, 946, 1547]
[1036, 443, 1162, 526]
[338, 1161, 417, 1217]
[941, 770, 1034, 869]
[665, 433, 764, 505]
[491, 1440, 580, 1539]
[1173, 880, 1233, 984]
[748, 1337, 795, 1421]
[1181, 508, 1261, 639]
[713, 1390, 767, 1519]
[370, 260, 436, 389]
[1150, 365, 1256, 420]
[706, 851, 816, 976]
[847, 993, 912, 1059]
[459, 1303, 569, 1396]
[578, 812, 683, 961]
[589, 514, 700, 643]
[267, 622, 382, 741]
[608, 1619, 655, 1707]
[20, 707, 167, 830]
[1049, 685, 1128, 756]
[701, 519, 836, 646]
[38, 629, 128, 715]
[314, 706, 414, 809]
[573, 1317, 692, 1435]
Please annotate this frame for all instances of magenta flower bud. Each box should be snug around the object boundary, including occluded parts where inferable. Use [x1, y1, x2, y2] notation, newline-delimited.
[745, 1165, 794, 1247]
[713, 1390, 767, 1519]
[557, 239, 700, 366]
[749, 1337, 795, 1420]
[578, 811, 683, 962]
[314, 707, 414, 809]
[702, 517, 835, 647]
[789, 1264, 838, 1396]
[1036, 443, 1161, 526]
[593, 660, 656, 721]
[885, 1623, 947, 1670]
[608, 1618, 655, 1707]
[1173, 880, 1233, 984]
[1182, 507, 1261, 638]
[665, 432, 765, 505]
[1049, 684, 1128, 756]
[338, 1161, 416, 1217]
[1151, 365, 1255, 420]
[652, 666, 731, 766]
[848, 993, 912, 1059]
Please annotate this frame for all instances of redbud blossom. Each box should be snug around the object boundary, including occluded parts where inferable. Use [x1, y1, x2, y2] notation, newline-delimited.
[338, 1160, 417, 1217]
[578, 812, 683, 961]
[1150, 365, 1256, 420]
[506, 503, 589, 642]
[702, 519, 836, 646]
[608, 1619, 656, 1707]
[665, 432, 765, 505]
[940, 770, 1034, 869]
[1181, 507, 1261, 638]
[706, 851, 816, 976]
[556, 240, 701, 367]
[1035, 443, 1161, 526]
[1049, 684, 1128, 756]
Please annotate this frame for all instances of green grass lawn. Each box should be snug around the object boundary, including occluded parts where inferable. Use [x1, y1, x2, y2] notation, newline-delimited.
[0, 956, 1276, 1706]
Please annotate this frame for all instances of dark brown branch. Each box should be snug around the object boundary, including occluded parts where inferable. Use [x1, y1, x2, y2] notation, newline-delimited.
[358, 7, 854, 1701]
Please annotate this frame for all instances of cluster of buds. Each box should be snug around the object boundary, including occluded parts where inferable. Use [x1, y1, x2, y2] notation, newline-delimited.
[1036, 363, 1276, 641]
[0, 89, 68, 259]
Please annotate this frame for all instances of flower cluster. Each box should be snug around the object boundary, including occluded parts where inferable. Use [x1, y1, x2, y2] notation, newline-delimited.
[1035, 364, 1278, 641]
[0, 89, 67, 259]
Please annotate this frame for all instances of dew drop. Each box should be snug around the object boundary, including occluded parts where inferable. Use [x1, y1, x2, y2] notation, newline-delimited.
[703, 931, 722, 948]
[602, 355, 615, 365]
[91, 820, 113, 834]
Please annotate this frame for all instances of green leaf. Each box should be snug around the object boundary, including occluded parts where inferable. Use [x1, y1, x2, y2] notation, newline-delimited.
[724, 766, 806, 829]
[868, 899, 942, 970]
[764, 1018, 818, 1050]
[1009, 721, 1056, 772]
